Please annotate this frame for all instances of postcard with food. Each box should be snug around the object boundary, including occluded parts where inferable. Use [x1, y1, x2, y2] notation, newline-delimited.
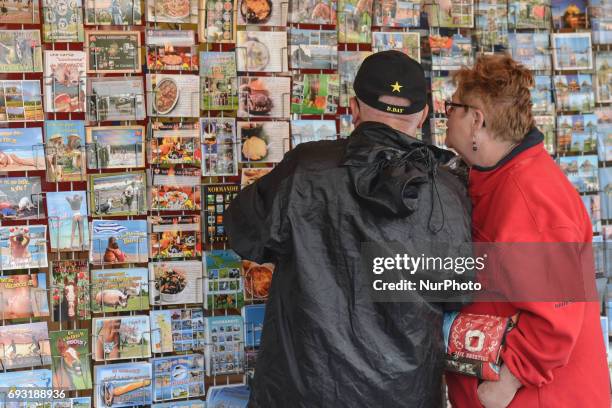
[556, 114, 598, 154]
[508, 0, 550, 29]
[152, 354, 205, 401]
[291, 74, 339, 115]
[153, 400, 206, 408]
[0, 30, 42, 73]
[85, 0, 143, 25]
[0, 80, 44, 122]
[47, 191, 89, 252]
[50, 329, 92, 391]
[0, 127, 44, 171]
[596, 52, 612, 103]
[238, 76, 291, 119]
[242, 259, 273, 302]
[200, 52, 238, 111]
[91, 268, 149, 313]
[87, 76, 146, 122]
[44, 50, 86, 113]
[289, 0, 335, 24]
[534, 115, 556, 156]
[558, 155, 599, 193]
[204, 249, 244, 310]
[238, 121, 289, 164]
[43, 0, 83, 42]
[94, 362, 152, 408]
[0, 321, 51, 370]
[507, 32, 551, 71]
[149, 167, 201, 211]
[338, 0, 372, 43]
[147, 0, 198, 22]
[45, 120, 86, 182]
[0, 273, 49, 320]
[200, 0, 236, 43]
[203, 183, 239, 243]
[201, 117, 238, 177]
[427, 0, 473, 27]
[552, 0, 586, 29]
[0, 368, 51, 389]
[146, 30, 197, 71]
[237, 0, 287, 26]
[531, 75, 554, 114]
[338, 51, 371, 107]
[240, 167, 271, 188]
[236, 31, 288, 72]
[149, 215, 202, 260]
[552, 33, 593, 71]
[93, 316, 151, 361]
[554, 74, 595, 113]
[0, 0, 40, 23]
[203, 315, 245, 375]
[147, 74, 200, 118]
[85, 31, 141, 74]
[50, 260, 89, 322]
[430, 34, 473, 71]
[149, 260, 203, 306]
[150, 308, 205, 353]
[86, 126, 145, 170]
[0, 225, 48, 270]
[474, 0, 508, 49]
[596, 108, 612, 162]
[289, 28, 338, 70]
[372, 0, 419, 27]
[291, 120, 337, 147]
[151, 122, 201, 166]
[90, 219, 148, 265]
[372, 32, 420, 61]
[89, 172, 147, 217]
[0, 176, 43, 220]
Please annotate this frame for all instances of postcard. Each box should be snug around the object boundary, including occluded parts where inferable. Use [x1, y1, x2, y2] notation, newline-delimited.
[534, 115, 555, 156]
[289, 28, 337, 70]
[238, 0, 287, 25]
[600, 167, 612, 219]
[87, 76, 146, 122]
[50, 260, 89, 322]
[596, 52, 612, 103]
[85, 0, 142, 24]
[339, 114, 354, 138]
[86, 126, 145, 170]
[554, 74, 594, 113]
[532, 75, 554, 114]
[289, 0, 335, 24]
[243, 259, 273, 302]
[338, 51, 371, 107]
[372, 0, 419, 27]
[558, 155, 599, 193]
[291, 74, 339, 115]
[240, 167, 271, 188]
[147, 74, 200, 118]
[42, 0, 82, 42]
[0, 273, 49, 320]
[431, 118, 448, 149]
[427, 0, 473, 28]
[204, 249, 244, 310]
[0, 127, 44, 171]
[153, 401, 205, 408]
[236, 31, 288, 72]
[150, 308, 205, 353]
[86, 31, 141, 74]
[238, 121, 289, 164]
[591, 14, 612, 45]
[47, 191, 89, 251]
[0, 322, 51, 370]
[91, 268, 149, 313]
[0, 30, 42, 73]
[146, 30, 197, 71]
[474, 0, 508, 49]
[0, 0, 40, 23]
[507, 32, 551, 71]
[146, 0, 198, 22]
[200, 0, 236, 43]
[90, 219, 148, 265]
[431, 76, 455, 115]
[582, 194, 602, 234]
[44, 51, 86, 113]
[0, 80, 44, 122]
[207, 385, 249, 408]
[0, 176, 42, 219]
[508, 0, 550, 29]
[238, 76, 291, 119]
[201, 118, 238, 176]
[338, 0, 372, 43]
[556, 114, 598, 154]
[53, 397, 92, 408]
[50, 329, 92, 391]
[151, 122, 201, 166]
[204, 315, 245, 375]
[372, 32, 420, 61]
[152, 354, 205, 401]
[45, 120, 86, 182]
[243, 303, 265, 349]
[552, 0, 586, 29]
[552, 33, 593, 71]
[596, 108, 612, 162]
[291, 120, 337, 147]
[149, 215, 202, 260]
[0, 368, 51, 388]
[430, 33, 473, 71]
[149, 167, 201, 211]
[0, 225, 47, 270]
[150, 260, 203, 306]
[200, 52, 238, 111]
[93, 316, 151, 361]
[89, 172, 147, 217]
[203, 184, 239, 243]
[94, 362, 152, 408]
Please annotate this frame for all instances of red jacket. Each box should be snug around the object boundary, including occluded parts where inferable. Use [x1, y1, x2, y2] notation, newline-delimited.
[446, 133, 611, 408]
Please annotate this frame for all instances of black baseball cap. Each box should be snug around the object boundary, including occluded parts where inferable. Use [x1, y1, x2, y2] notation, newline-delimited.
[353, 50, 427, 115]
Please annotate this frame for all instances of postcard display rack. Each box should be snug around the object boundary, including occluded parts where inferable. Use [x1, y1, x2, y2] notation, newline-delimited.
[0, 0, 610, 406]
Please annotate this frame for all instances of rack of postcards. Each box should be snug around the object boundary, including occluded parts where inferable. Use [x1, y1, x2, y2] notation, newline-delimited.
[0, 1, 611, 407]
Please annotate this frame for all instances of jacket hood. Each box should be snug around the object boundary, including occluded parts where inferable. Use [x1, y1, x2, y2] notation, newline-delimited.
[342, 121, 454, 219]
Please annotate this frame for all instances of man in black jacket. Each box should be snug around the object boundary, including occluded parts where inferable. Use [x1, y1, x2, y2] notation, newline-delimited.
[225, 51, 471, 408]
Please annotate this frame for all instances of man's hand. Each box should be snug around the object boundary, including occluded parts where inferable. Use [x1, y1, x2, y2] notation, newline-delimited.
[477, 365, 522, 408]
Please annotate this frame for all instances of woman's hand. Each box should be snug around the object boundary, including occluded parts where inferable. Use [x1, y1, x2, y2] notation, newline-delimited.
[477, 365, 522, 408]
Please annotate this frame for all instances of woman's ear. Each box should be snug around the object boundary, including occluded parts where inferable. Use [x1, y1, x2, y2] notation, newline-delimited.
[472, 109, 486, 130]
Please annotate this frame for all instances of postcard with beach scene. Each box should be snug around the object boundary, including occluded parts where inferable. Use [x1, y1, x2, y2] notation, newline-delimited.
[45, 121, 86, 182]
[0, 225, 47, 270]
[86, 126, 145, 170]
[0, 127, 45, 171]
[47, 191, 89, 252]
[0, 176, 42, 220]
[90, 219, 148, 265]
[89, 172, 147, 217]
[0, 273, 49, 320]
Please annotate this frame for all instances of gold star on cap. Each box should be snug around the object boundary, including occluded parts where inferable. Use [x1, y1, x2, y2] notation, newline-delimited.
[391, 81, 403, 93]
